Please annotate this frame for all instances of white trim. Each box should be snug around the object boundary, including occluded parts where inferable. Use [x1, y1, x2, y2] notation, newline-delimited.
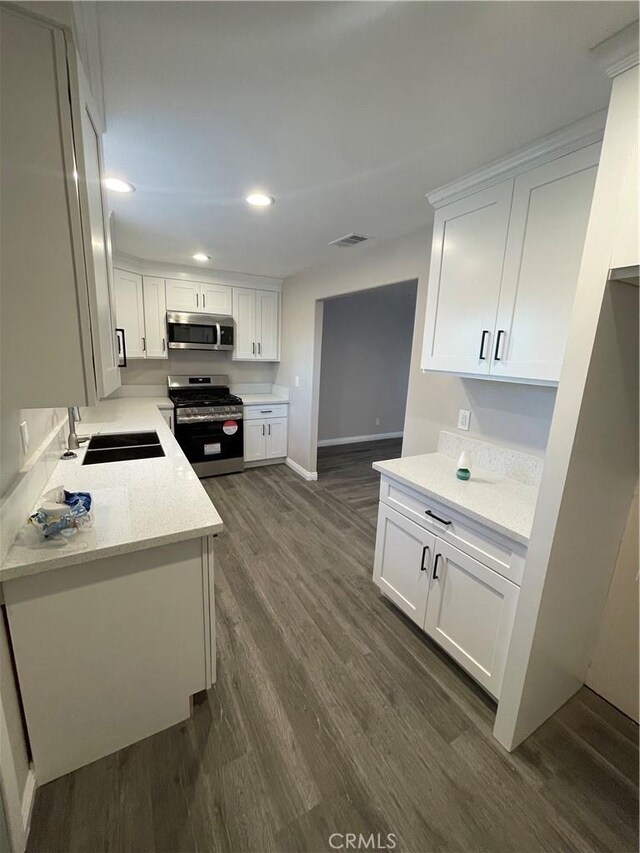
[426, 111, 606, 208]
[21, 768, 36, 835]
[591, 21, 639, 79]
[317, 431, 403, 447]
[245, 458, 286, 469]
[285, 457, 318, 481]
[113, 252, 283, 292]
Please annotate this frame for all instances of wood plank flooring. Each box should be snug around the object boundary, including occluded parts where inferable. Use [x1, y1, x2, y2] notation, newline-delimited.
[27, 441, 638, 853]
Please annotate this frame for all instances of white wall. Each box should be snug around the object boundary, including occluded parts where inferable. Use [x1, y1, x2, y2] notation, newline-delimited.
[586, 486, 639, 722]
[278, 227, 556, 475]
[318, 282, 416, 443]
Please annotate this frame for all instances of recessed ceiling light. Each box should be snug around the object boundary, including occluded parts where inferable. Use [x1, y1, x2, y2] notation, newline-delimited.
[192, 253, 211, 262]
[245, 192, 274, 207]
[104, 177, 135, 193]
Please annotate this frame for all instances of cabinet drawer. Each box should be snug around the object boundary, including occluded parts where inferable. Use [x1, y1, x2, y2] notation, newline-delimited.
[379, 476, 525, 585]
[243, 404, 288, 420]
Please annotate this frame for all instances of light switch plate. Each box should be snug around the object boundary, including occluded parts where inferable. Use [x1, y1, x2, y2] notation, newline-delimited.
[457, 409, 471, 431]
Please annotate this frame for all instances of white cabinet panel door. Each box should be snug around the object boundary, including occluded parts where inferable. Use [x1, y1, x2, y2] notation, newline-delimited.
[424, 540, 518, 698]
[244, 420, 266, 462]
[257, 290, 280, 360]
[491, 144, 599, 383]
[166, 279, 200, 312]
[142, 277, 167, 359]
[373, 504, 436, 627]
[266, 418, 287, 458]
[233, 288, 257, 360]
[78, 79, 120, 398]
[202, 282, 232, 315]
[114, 269, 145, 359]
[421, 181, 513, 376]
[160, 409, 174, 433]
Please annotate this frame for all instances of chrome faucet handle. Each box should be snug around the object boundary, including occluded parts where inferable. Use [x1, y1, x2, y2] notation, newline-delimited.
[70, 405, 81, 422]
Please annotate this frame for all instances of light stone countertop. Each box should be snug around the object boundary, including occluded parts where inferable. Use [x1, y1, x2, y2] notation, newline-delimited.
[241, 394, 289, 406]
[0, 397, 223, 583]
[373, 453, 539, 545]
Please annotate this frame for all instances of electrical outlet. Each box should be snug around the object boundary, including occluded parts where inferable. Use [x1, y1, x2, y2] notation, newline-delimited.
[294, 375, 300, 388]
[375, 417, 380, 426]
[457, 409, 471, 431]
[19, 421, 29, 454]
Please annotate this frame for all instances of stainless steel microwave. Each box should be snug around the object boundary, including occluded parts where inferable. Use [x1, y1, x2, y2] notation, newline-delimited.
[166, 312, 235, 352]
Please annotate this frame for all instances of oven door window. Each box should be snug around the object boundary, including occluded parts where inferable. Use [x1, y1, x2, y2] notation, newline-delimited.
[168, 323, 218, 346]
[175, 419, 243, 463]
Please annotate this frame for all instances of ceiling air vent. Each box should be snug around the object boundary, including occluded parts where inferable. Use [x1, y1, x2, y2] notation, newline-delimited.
[329, 233, 369, 248]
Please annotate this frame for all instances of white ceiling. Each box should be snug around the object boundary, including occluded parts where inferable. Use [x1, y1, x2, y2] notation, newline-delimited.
[99, 1, 637, 280]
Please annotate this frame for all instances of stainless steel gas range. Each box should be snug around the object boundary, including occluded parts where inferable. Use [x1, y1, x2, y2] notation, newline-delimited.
[168, 374, 244, 477]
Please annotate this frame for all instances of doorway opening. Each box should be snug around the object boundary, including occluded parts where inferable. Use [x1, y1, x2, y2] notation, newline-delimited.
[316, 280, 417, 483]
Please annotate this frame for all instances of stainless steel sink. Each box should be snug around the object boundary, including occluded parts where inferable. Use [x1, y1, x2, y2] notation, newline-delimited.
[86, 431, 161, 450]
[82, 431, 164, 465]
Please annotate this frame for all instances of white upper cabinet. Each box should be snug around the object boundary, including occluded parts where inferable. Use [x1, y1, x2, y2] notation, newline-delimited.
[233, 288, 258, 359]
[422, 182, 514, 376]
[166, 279, 233, 315]
[1, 7, 97, 409]
[256, 290, 280, 361]
[233, 288, 280, 361]
[114, 270, 167, 360]
[114, 270, 145, 359]
[142, 277, 168, 358]
[202, 282, 233, 315]
[491, 144, 599, 382]
[77, 68, 120, 399]
[166, 279, 200, 312]
[421, 138, 601, 385]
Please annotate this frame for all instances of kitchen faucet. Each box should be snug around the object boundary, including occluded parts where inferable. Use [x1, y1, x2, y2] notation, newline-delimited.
[67, 406, 89, 450]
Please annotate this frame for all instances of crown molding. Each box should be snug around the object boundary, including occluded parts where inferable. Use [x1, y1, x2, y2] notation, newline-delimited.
[112, 251, 283, 292]
[426, 110, 606, 209]
[591, 20, 639, 79]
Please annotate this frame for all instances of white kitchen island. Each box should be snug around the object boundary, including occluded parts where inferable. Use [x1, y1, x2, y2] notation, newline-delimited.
[0, 399, 223, 784]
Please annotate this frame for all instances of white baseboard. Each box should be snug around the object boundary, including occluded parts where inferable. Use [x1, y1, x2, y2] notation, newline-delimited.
[285, 457, 318, 481]
[21, 768, 36, 836]
[317, 431, 403, 448]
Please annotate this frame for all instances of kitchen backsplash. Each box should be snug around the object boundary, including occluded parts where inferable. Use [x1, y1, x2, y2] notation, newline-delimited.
[119, 351, 278, 385]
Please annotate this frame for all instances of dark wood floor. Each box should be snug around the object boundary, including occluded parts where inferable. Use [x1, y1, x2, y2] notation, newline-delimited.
[28, 441, 638, 853]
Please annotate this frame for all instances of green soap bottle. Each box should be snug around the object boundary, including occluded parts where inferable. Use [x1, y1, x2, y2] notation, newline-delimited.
[456, 451, 472, 481]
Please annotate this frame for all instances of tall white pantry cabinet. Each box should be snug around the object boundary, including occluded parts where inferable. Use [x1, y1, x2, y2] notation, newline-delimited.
[422, 138, 601, 384]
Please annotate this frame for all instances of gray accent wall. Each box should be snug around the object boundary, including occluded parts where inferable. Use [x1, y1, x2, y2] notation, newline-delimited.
[318, 282, 417, 443]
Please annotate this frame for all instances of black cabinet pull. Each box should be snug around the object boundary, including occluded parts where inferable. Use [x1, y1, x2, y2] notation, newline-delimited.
[433, 553, 442, 580]
[425, 509, 451, 526]
[420, 544, 430, 572]
[479, 330, 489, 360]
[494, 329, 505, 361]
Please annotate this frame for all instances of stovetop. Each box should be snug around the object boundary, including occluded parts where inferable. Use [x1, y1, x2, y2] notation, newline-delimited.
[168, 390, 243, 408]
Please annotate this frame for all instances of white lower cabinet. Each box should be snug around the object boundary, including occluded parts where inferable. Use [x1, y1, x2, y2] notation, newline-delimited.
[424, 540, 518, 698]
[159, 407, 174, 433]
[243, 404, 288, 462]
[373, 479, 522, 699]
[373, 504, 435, 626]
